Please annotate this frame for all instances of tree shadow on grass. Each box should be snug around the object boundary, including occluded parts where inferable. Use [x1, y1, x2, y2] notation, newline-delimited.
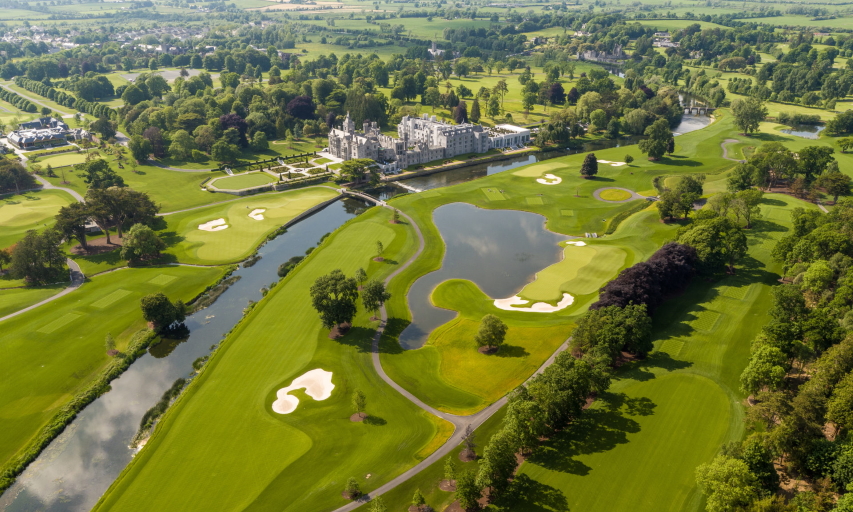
[660, 157, 702, 167]
[363, 415, 387, 426]
[490, 474, 569, 512]
[378, 317, 410, 355]
[495, 344, 529, 358]
[158, 230, 185, 248]
[589, 176, 615, 182]
[760, 197, 787, 207]
[335, 325, 374, 353]
[751, 133, 790, 143]
[619, 352, 692, 382]
[527, 393, 646, 474]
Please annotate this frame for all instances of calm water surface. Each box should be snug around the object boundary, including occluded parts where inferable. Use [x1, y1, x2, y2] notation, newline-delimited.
[781, 124, 825, 139]
[0, 198, 369, 512]
[398, 203, 568, 349]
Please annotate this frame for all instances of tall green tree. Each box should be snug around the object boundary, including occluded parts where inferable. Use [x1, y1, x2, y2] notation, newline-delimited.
[54, 202, 91, 250]
[474, 314, 508, 351]
[121, 223, 165, 263]
[80, 159, 125, 189]
[740, 345, 788, 395]
[310, 269, 359, 330]
[677, 217, 748, 274]
[580, 152, 598, 178]
[731, 97, 768, 135]
[695, 456, 760, 512]
[454, 471, 481, 511]
[362, 279, 391, 320]
[638, 118, 672, 160]
[9, 229, 66, 285]
[140, 293, 186, 332]
[476, 427, 518, 496]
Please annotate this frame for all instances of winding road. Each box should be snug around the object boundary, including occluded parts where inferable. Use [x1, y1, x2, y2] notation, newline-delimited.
[330, 204, 570, 511]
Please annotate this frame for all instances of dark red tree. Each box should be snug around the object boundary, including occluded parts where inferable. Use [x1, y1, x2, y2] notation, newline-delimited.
[567, 87, 580, 105]
[219, 113, 249, 147]
[286, 95, 316, 120]
[453, 100, 468, 124]
[548, 83, 566, 105]
[142, 126, 166, 158]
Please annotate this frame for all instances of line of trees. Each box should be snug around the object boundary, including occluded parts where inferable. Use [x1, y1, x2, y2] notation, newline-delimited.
[0, 87, 37, 113]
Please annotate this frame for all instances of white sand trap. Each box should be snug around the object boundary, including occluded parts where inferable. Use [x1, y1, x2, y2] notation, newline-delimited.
[248, 208, 266, 220]
[597, 160, 627, 167]
[198, 218, 229, 231]
[536, 174, 562, 185]
[272, 368, 335, 414]
[566, 240, 587, 246]
[494, 293, 575, 313]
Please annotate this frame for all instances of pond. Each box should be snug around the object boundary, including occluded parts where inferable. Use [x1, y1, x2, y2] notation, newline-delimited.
[398, 202, 569, 349]
[0, 197, 370, 512]
[781, 124, 825, 139]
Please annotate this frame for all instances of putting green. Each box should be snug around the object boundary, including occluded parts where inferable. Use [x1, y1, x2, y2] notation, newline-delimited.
[0, 190, 76, 250]
[508, 194, 817, 512]
[0, 265, 224, 471]
[94, 208, 448, 512]
[599, 189, 633, 201]
[512, 160, 568, 177]
[162, 187, 339, 264]
[210, 172, 277, 190]
[519, 243, 627, 302]
[480, 188, 508, 201]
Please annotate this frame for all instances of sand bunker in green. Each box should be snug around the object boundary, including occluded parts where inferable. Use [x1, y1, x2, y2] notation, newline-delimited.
[210, 172, 277, 190]
[518, 242, 627, 303]
[162, 187, 339, 264]
[0, 190, 75, 249]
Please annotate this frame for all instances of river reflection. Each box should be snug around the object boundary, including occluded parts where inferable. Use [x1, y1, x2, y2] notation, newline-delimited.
[0, 198, 369, 512]
[398, 203, 568, 349]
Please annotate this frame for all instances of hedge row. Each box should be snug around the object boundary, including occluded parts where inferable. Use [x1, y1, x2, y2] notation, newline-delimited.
[0, 87, 37, 113]
[0, 329, 158, 493]
[14, 77, 117, 120]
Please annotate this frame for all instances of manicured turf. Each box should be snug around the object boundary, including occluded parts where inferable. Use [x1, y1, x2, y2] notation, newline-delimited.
[210, 171, 278, 190]
[93, 207, 448, 512]
[599, 189, 633, 201]
[161, 186, 340, 264]
[0, 189, 76, 250]
[506, 194, 817, 512]
[520, 241, 628, 301]
[36, 151, 88, 167]
[0, 265, 224, 470]
[0, 284, 65, 318]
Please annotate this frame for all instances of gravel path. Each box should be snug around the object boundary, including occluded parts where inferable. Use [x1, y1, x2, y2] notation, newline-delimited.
[34, 175, 85, 202]
[329, 204, 571, 511]
[721, 138, 745, 163]
[593, 187, 646, 203]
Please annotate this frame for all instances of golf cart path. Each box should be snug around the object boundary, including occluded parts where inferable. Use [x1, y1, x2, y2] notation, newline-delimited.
[331, 205, 570, 511]
[593, 187, 647, 203]
[0, 258, 85, 323]
[34, 175, 85, 202]
[721, 138, 745, 163]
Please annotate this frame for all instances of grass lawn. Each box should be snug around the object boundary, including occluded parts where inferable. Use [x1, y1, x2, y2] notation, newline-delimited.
[378, 114, 741, 414]
[503, 193, 816, 512]
[160, 186, 340, 264]
[43, 160, 222, 213]
[93, 207, 449, 512]
[209, 171, 278, 190]
[0, 284, 66, 318]
[0, 189, 76, 250]
[0, 265, 224, 471]
[599, 189, 633, 201]
[36, 151, 88, 167]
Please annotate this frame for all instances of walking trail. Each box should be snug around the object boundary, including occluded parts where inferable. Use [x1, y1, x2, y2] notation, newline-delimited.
[330, 204, 569, 511]
[0, 259, 84, 323]
[721, 138, 745, 163]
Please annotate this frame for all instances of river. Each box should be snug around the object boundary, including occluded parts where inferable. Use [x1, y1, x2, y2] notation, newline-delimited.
[0, 197, 370, 512]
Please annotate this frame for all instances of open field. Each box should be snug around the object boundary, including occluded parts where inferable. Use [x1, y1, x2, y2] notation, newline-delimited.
[93, 207, 449, 512]
[0, 189, 76, 250]
[505, 193, 815, 512]
[161, 186, 340, 264]
[0, 265, 224, 471]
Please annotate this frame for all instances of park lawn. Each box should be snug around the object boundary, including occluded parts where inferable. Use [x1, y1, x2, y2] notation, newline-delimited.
[504, 194, 817, 512]
[0, 265, 224, 471]
[43, 160, 222, 213]
[210, 171, 278, 190]
[93, 207, 448, 512]
[0, 189, 76, 250]
[161, 186, 340, 264]
[0, 284, 66, 318]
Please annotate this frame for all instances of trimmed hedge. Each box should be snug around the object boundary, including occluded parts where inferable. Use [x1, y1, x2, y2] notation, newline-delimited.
[0, 329, 159, 493]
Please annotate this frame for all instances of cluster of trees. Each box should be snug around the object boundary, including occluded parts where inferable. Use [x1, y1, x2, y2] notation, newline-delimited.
[14, 77, 117, 121]
[0, 87, 37, 113]
[592, 242, 698, 314]
[656, 174, 704, 220]
[309, 268, 390, 331]
[701, 205, 853, 511]
[140, 292, 187, 336]
[6, 229, 66, 285]
[727, 141, 849, 201]
[0, 160, 38, 195]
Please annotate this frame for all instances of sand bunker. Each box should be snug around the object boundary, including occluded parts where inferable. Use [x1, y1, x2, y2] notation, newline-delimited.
[566, 240, 587, 246]
[272, 368, 335, 414]
[198, 218, 229, 231]
[248, 208, 266, 220]
[494, 293, 575, 313]
[536, 174, 562, 185]
[597, 160, 626, 167]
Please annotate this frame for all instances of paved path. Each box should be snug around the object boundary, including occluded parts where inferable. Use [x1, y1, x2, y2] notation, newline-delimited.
[330, 205, 570, 511]
[0, 258, 84, 323]
[593, 187, 647, 203]
[721, 138, 745, 163]
[34, 175, 85, 202]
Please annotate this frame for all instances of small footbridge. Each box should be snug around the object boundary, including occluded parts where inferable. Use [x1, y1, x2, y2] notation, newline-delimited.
[684, 106, 715, 115]
[341, 189, 386, 206]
